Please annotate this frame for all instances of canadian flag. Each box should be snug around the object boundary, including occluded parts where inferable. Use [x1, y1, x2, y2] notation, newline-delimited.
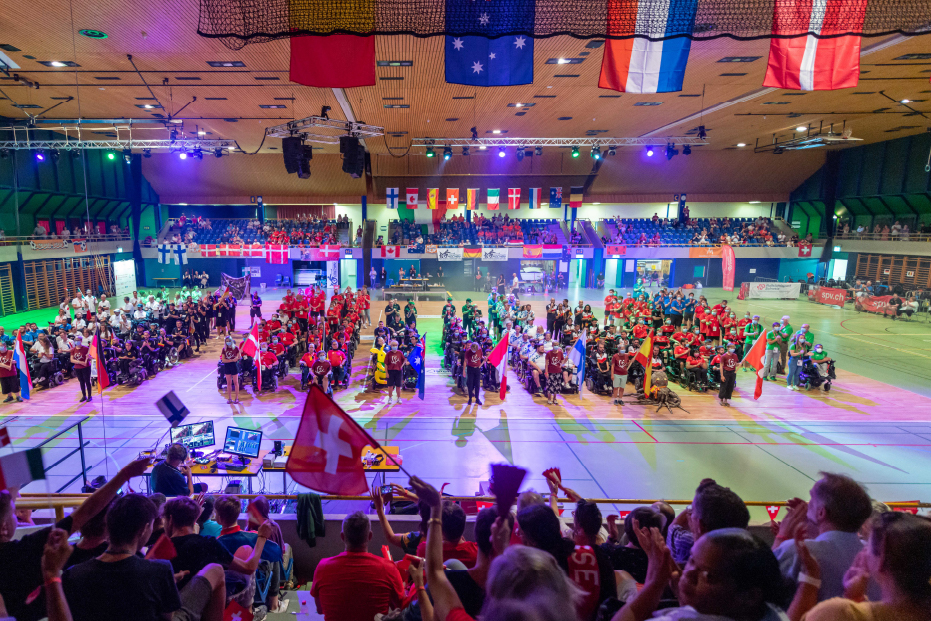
[507, 188, 521, 210]
[286, 385, 381, 494]
[201, 244, 217, 258]
[319, 244, 341, 260]
[798, 242, 812, 257]
[406, 188, 418, 209]
[381, 246, 401, 258]
[266, 244, 289, 264]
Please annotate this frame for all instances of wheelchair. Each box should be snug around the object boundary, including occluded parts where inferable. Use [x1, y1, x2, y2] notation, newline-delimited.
[29, 355, 66, 389]
[401, 363, 418, 391]
[217, 360, 250, 390]
[300, 367, 333, 395]
[584, 362, 613, 395]
[798, 357, 835, 392]
[116, 358, 148, 386]
[253, 366, 279, 392]
[684, 365, 709, 392]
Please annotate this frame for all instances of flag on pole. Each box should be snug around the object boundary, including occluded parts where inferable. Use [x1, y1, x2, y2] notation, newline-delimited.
[528, 188, 542, 209]
[406, 188, 419, 209]
[634, 335, 654, 396]
[740, 331, 768, 400]
[386, 188, 400, 210]
[286, 385, 381, 494]
[550, 187, 563, 209]
[487, 335, 509, 400]
[242, 324, 260, 358]
[90, 327, 110, 393]
[763, 0, 867, 91]
[466, 188, 478, 210]
[486, 189, 500, 210]
[0, 448, 45, 491]
[568, 330, 587, 391]
[12, 335, 30, 400]
[406, 334, 426, 400]
[446, 189, 460, 209]
[427, 189, 439, 210]
[598, 0, 698, 93]
[507, 188, 521, 210]
[569, 186, 584, 209]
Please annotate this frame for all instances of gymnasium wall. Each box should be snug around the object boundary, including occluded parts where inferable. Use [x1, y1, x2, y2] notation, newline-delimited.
[142, 257, 294, 289]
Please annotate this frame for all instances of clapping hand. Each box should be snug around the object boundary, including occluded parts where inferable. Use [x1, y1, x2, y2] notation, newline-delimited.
[842, 548, 871, 602]
[633, 519, 678, 588]
[794, 524, 820, 581]
[409, 476, 442, 509]
[776, 498, 809, 542]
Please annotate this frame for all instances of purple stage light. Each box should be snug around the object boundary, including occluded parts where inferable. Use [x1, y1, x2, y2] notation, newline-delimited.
[179, 152, 187, 160]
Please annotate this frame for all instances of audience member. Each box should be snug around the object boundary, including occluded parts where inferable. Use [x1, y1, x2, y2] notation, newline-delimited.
[667, 478, 750, 565]
[415, 500, 479, 568]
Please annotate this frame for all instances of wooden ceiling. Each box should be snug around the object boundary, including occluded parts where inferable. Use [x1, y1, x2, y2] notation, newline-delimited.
[2, 0, 929, 202]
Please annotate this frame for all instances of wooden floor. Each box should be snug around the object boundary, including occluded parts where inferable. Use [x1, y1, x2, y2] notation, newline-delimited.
[3, 286, 931, 519]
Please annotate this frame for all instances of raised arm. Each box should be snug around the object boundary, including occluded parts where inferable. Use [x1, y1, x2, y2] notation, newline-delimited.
[69, 457, 152, 533]
[228, 520, 271, 574]
[410, 476, 464, 621]
[371, 485, 406, 551]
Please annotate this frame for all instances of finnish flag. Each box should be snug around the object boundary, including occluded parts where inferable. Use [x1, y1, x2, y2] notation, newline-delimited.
[567, 329, 587, 391]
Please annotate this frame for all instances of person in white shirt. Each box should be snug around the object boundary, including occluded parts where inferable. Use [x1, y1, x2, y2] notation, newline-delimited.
[73, 316, 87, 330]
[84, 289, 97, 313]
[97, 294, 111, 320]
[130, 291, 140, 307]
[54, 310, 70, 327]
[145, 296, 162, 320]
[121, 296, 134, 314]
[109, 310, 123, 328]
[133, 305, 148, 321]
[71, 292, 86, 318]
[33, 224, 47, 237]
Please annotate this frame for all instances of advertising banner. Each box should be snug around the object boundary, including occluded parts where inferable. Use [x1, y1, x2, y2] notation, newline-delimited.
[438, 247, 464, 262]
[811, 286, 847, 307]
[481, 247, 508, 261]
[743, 282, 802, 299]
[855, 295, 893, 314]
[688, 246, 722, 258]
[721, 245, 736, 292]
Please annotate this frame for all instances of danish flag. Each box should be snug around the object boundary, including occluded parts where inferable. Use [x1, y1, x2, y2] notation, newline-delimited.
[266, 244, 289, 264]
[319, 244, 341, 260]
[201, 244, 218, 258]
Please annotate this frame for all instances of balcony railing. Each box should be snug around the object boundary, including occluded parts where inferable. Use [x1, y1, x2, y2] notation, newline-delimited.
[1, 233, 132, 247]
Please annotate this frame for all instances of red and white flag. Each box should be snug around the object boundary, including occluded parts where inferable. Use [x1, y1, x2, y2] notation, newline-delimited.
[201, 244, 217, 258]
[286, 385, 381, 494]
[405, 188, 419, 209]
[381, 246, 401, 258]
[798, 241, 813, 257]
[246, 245, 266, 258]
[319, 244, 341, 260]
[740, 332, 768, 400]
[486, 335, 509, 401]
[223, 599, 254, 621]
[266, 244, 289, 264]
[763, 0, 867, 91]
[241, 324, 260, 358]
[507, 188, 521, 210]
[0, 427, 10, 448]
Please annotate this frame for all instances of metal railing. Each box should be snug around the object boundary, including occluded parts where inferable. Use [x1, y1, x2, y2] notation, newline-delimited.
[0, 233, 131, 246]
[34, 417, 91, 494]
[837, 232, 931, 243]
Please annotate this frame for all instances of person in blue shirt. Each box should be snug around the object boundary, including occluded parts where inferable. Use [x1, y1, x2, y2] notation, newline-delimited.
[683, 293, 698, 329]
[667, 293, 685, 328]
[20, 324, 38, 345]
[150, 443, 207, 497]
[0, 327, 12, 345]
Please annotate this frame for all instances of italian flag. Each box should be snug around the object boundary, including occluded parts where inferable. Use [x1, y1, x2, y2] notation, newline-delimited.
[398, 199, 447, 234]
[487, 335, 509, 400]
[0, 448, 45, 491]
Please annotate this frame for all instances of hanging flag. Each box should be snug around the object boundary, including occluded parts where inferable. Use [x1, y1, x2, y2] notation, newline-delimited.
[381, 246, 401, 258]
[0, 448, 45, 491]
[444, 0, 534, 86]
[286, 385, 381, 494]
[0, 427, 10, 448]
[319, 244, 341, 260]
[507, 188, 521, 210]
[487, 188, 500, 210]
[487, 335, 509, 400]
[406, 188, 419, 209]
[528, 187, 542, 209]
[523, 245, 543, 259]
[266, 244, 289, 264]
[463, 247, 482, 259]
[466, 188, 478, 210]
[569, 186, 584, 209]
[722, 244, 736, 292]
[635, 335, 654, 396]
[599, 0, 698, 93]
[406, 334, 426, 400]
[568, 329, 587, 391]
[157, 244, 172, 264]
[740, 332, 768, 400]
[90, 327, 110, 394]
[386, 187, 400, 210]
[542, 245, 564, 260]
[445, 188, 460, 209]
[201, 244, 218, 258]
[427, 189, 439, 210]
[290, 34, 376, 88]
[549, 187, 563, 210]
[12, 335, 30, 400]
[73, 239, 88, 254]
[763, 0, 867, 91]
[173, 245, 188, 265]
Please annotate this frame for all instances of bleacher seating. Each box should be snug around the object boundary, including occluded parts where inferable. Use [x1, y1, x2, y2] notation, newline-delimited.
[390, 217, 563, 246]
[162, 218, 347, 246]
[603, 217, 781, 247]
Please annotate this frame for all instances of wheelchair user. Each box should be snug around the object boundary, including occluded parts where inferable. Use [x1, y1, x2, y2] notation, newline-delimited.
[810, 344, 832, 379]
[117, 339, 139, 376]
[311, 350, 332, 393]
[172, 320, 194, 359]
[685, 347, 708, 389]
[327, 342, 348, 386]
[298, 343, 317, 389]
[527, 341, 547, 395]
[256, 343, 279, 392]
[268, 335, 289, 376]
[590, 342, 612, 392]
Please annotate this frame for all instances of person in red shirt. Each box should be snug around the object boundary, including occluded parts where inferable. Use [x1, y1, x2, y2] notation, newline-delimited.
[718, 343, 740, 406]
[257, 344, 278, 392]
[543, 345, 565, 405]
[327, 344, 347, 387]
[293, 294, 309, 330]
[718, 309, 737, 346]
[298, 345, 317, 389]
[384, 339, 406, 401]
[277, 301, 292, 322]
[257, 320, 270, 343]
[70, 334, 93, 402]
[686, 349, 708, 389]
[326, 306, 340, 332]
[266, 314, 282, 333]
[610, 349, 631, 404]
[282, 289, 295, 306]
[310, 289, 325, 318]
[309, 350, 332, 392]
[632, 318, 649, 340]
[311, 512, 405, 621]
[358, 288, 371, 327]
[736, 312, 752, 340]
[463, 341, 485, 406]
[673, 342, 690, 377]
[414, 501, 478, 568]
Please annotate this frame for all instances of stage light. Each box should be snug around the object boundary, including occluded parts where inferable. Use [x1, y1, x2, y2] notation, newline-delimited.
[498, 147, 506, 158]
[106, 152, 116, 161]
[426, 146, 435, 158]
[535, 146, 542, 156]
[665, 143, 678, 160]
[214, 148, 223, 158]
[607, 146, 617, 156]
[645, 146, 654, 157]
[36, 151, 45, 161]
[192, 148, 203, 160]
[462, 146, 470, 156]
[591, 146, 601, 160]
[49, 61, 67, 67]
[516, 147, 525, 162]
[901, 99, 911, 104]
[142, 149, 152, 158]
[736, 143, 746, 147]
[179, 151, 188, 160]
[122, 149, 132, 163]
[443, 146, 452, 160]
[795, 126, 807, 132]
[682, 145, 691, 155]
[571, 146, 579, 158]
[470, 126, 478, 140]
[478, 145, 487, 150]
[50, 149, 60, 162]
[697, 126, 707, 140]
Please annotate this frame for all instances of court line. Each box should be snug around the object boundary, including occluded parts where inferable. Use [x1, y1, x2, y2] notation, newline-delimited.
[633, 420, 658, 443]
[187, 367, 222, 391]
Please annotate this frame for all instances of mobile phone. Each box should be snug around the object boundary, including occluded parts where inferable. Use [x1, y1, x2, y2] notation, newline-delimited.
[380, 485, 393, 495]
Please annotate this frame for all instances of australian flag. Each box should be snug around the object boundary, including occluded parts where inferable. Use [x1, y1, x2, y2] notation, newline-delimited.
[406, 334, 426, 400]
[549, 187, 562, 210]
[445, 0, 534, 86]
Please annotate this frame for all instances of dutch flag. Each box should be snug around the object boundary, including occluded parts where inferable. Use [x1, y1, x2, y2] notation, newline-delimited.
[13, 335, 30, 400]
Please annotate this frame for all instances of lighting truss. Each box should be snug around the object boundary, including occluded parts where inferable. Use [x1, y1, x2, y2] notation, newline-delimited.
[265, 115, 385, 144]
[0, 139, 238, 150]
[412, 136, 708, 149]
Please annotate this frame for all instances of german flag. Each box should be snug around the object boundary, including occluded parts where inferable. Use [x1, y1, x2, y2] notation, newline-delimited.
[463, 247, 482, 259]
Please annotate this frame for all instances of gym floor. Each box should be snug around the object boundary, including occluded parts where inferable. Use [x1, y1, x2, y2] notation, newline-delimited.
[3, 285, 931, 522]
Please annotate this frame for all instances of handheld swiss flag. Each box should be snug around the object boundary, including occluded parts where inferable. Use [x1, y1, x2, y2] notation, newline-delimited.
[740, 332, 768, 400]
[766, 505, 781, 521]
[286, 385, 380, 494]
[222, 599, 254, 621]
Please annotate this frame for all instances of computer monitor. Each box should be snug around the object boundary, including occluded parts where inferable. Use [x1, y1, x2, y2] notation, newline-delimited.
[223, 426, 263, 464]
[170, 421, 216, 451]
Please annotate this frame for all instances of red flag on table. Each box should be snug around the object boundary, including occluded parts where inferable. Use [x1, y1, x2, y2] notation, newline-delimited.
[740, 332, 768, 400]
[223, 600, 253, 621]
[721, 244, 736, 292]
[290, 35, 375, 88]
[89, 327, 110, 393]
[0, 427, 10, 448]
[763, 0, 867, 91]
[286, 385, 380, 494]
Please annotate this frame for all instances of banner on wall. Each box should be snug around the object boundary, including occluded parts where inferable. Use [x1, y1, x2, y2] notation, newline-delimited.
[605, 245, 626, 256]
[808, 285, 847, 307]
[326, 260, 339, 289]
[113, 260, 137, 299]
[688, 246, 722, 258]
[854, 294, 894, 313]
[721, 245, 736, 292]
[481, 247, 508, 261]
[742, 282, 801, 299]
[437, 247, 464, 262]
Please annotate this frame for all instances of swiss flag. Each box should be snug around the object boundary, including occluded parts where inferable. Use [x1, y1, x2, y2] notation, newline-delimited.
[320, 244, 341, 260]
[766, 505, 781, 520]
[266, 244, 289, 264]
[381, 246, 401, 258]
[798, 242, 812, 257]
[201, 244, 217, 258]
[286, 385, 381, 494]
[223, 600, 253, 621]
[507, 188, 521, 210]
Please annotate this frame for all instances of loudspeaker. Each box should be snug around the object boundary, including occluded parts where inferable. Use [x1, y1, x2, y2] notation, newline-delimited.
[339, 136, 359, 155]
[282, 137, 304, 174]
[273, 440, 283, 455]
[342, 144, 365, 177]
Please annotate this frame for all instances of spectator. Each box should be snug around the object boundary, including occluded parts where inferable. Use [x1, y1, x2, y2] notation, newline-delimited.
[798, 512, 931, 621]
[415, 500, 479, 568]
[196, 494, 221, 537]
[0, 457, 151, 621]
[603, 506, 664, 583]
[33, 223, 47, 237]
[62, 493, 227, 621]
[667, 478, 750, 565]
[63, 498, 112, 569]
[150, 443, 206, 497]
[372, 484, 431, 555]
[311, 511, 405, 621]
[772, 473, 879, 602]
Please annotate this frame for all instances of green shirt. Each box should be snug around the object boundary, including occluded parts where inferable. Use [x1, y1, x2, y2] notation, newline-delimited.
[743, 322, 763, 345]
[779, 323, 793, 339]
[811, 351, 827, 361]
[765, 330, 782, 351]
[462, 304, 474, 320]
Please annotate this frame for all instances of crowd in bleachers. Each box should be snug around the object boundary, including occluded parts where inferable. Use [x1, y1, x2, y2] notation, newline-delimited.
[840, 220, 931, 241]
[604, 215, 797, 248]
[391, 215, 561, 247]
[3, 464, 929, 621]
[165, 214, 351, 248]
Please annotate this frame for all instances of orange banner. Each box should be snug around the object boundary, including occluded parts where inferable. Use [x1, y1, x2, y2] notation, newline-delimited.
[688, 246, 722, 258]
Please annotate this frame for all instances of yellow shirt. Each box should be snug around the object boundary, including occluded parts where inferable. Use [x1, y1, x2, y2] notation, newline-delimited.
[802, 599, 924, 621]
